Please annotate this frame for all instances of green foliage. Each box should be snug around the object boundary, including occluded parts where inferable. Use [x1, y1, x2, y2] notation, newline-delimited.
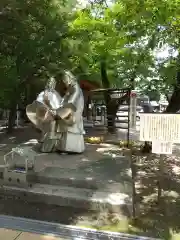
[0, 0, 73, 107]
[0, 0, 180, 110]
[69, 0, 180, 94]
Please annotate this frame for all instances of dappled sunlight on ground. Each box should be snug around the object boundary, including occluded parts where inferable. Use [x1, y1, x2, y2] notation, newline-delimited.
[94, 143, 124, 159]
[132, 149, 180, 239]
[172, 165, 180, 175]
[3, 126, 180, 238]
[81, 157, 90, 162]
[23, 139, 39, 145]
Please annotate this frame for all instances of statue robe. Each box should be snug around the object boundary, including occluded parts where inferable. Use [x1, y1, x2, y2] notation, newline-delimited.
[37, 83, 85, 153]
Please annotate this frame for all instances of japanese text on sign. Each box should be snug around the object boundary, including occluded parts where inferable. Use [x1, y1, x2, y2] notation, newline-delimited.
[152, 141, 173, 154]
[140, 113, 180, 142]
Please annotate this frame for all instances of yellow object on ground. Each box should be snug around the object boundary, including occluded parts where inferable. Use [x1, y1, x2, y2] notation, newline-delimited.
[86, 136, 104, 144]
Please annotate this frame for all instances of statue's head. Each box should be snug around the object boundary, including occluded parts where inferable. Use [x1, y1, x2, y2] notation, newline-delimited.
[45, 77, 56, 91]
[54, 70, 76, 96]
[45, 70, 76, 96]
[62, 70, 76, 87]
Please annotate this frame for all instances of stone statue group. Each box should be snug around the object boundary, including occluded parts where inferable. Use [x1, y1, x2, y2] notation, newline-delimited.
[26, 70, 85, 154]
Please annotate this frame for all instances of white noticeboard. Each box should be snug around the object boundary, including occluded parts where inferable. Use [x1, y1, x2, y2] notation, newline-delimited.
[152, 141, 173, 154]
[140, 113, 180, 143]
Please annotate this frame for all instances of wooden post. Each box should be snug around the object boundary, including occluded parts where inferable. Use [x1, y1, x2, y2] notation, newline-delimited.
[127, 89, 131, 148]
[157, 154, 164, 203]
[127, 148, 136, 218]
[131, 151, 136, 218]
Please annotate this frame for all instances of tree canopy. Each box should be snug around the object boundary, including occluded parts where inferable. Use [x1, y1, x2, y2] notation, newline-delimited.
[0, 0, 74, 108]
[0, 0, 180, 128]
[69, 0, 180, 92]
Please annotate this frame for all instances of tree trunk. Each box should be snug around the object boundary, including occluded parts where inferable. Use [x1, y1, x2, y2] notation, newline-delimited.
[6, 82, 21, 133]
[165, 73, 180, 113]
[100, 60, 110, 89]
[106, 100, 119, 133]
[165, 93, 171, 103]
[100, 60, 130, 133]
[100, 60, 117, 133]
[165, 54, 180, 113]
[7, 104, 17, 133]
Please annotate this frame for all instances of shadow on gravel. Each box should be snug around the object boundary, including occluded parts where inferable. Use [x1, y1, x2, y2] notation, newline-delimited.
[132, 153, 180, 239]
[0, 197, 92, 225]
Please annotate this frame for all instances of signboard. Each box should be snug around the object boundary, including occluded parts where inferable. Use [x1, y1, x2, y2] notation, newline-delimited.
[91, 89, 129, 101]
[110, 92, 127, 99]
[152, 141, 173, 154]
[140, 113, 180, 142]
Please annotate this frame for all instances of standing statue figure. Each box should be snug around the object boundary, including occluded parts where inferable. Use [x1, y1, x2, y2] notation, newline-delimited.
[26, 71, 85, 153]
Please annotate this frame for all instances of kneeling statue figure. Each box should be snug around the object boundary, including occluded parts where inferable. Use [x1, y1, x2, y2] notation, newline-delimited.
[26, 71, 85, 153]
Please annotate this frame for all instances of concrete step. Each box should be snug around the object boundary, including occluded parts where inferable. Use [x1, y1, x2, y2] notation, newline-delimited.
[0, 183, 132, 214]
[34, 166, 99, 190]
[32, 159, 131, 191]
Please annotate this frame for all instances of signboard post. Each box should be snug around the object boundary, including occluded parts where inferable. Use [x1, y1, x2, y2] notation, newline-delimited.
[140, 113, 180, 201]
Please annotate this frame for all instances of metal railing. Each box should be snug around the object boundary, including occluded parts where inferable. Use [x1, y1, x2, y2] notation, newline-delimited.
[88, 88, 131, 145]
[0, 215, 161, 240]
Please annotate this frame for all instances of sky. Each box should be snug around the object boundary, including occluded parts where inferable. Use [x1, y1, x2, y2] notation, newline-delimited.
[154, 45, 178, 60]
[77, 0, 178, 61]
[77, 0, 88, 8]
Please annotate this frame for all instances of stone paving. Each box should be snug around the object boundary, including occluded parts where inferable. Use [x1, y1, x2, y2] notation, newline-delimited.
[0, 125, 131, 172]
[0, 228, 65, 240]
[0, 126, 133, 214]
